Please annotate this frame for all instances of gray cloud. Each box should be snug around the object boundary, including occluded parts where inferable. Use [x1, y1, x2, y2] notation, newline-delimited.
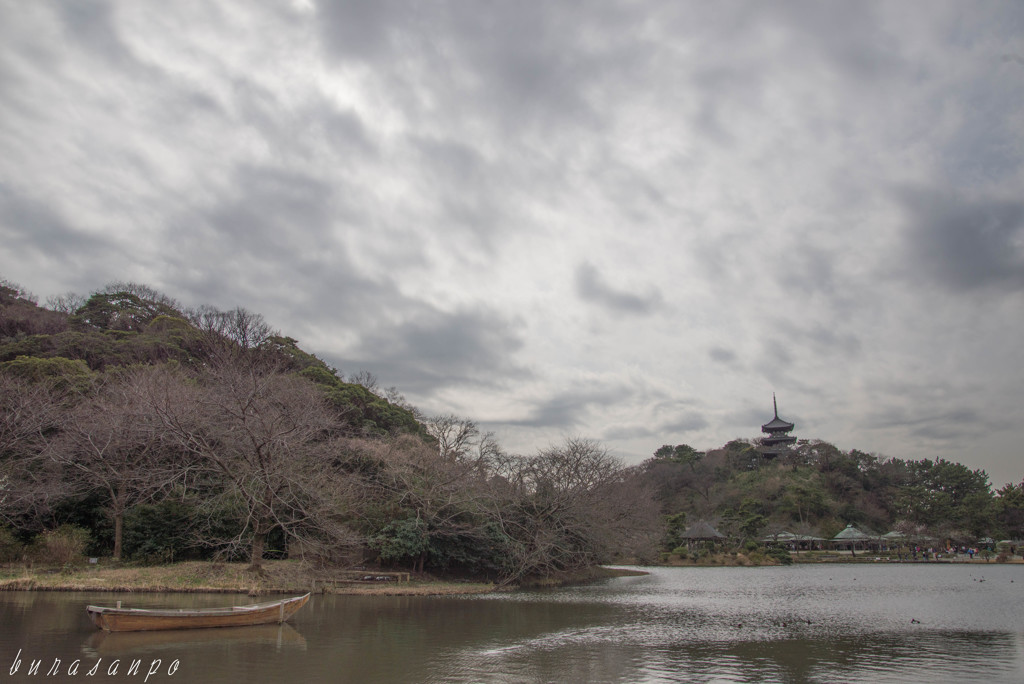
[868, 405, 990, 443]
[340, 306, 528, 395]
[506, 383, 629, 430]
[316, 0, 397, 62]
[898, 187, 1024, 293]
[315, 1, 643, 136]
[658, 413, 711, 435]
[575, 262, 664, 315]
[0, 188, 106, 255]
[53, 0, 133, 67]
[709, 347, 738, 365]
[0, 189, 125, 290]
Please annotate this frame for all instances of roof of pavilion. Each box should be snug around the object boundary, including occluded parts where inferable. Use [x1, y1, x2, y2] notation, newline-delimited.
[681, 521, 726, 539]
[831, 524, 876, 541]
[762, 531, 826, 542]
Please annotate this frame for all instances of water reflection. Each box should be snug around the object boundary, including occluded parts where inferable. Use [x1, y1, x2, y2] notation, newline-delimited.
[2, 564, 1022, 683]
[440, 565, 1024, 683]
[83, 623, 306, 657]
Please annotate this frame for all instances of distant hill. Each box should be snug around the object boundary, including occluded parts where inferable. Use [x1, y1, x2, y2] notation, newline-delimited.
[639, 437, 1024, 548]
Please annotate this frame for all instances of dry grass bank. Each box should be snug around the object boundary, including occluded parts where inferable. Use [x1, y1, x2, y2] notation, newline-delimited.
[0, 560, 498, 596]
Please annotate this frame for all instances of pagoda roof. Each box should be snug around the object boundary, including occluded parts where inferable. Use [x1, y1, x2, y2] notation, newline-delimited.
[762, 417, 795, 431]
[761, 394, 795, 432]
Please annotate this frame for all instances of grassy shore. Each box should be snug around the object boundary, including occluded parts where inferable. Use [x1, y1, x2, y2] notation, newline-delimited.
[0, 560, 499, 596]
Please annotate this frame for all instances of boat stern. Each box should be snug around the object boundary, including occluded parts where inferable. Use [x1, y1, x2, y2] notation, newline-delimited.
[86, 607, 111, 631]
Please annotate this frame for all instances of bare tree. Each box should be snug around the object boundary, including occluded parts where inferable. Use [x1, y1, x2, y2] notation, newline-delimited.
[98, 282, 181, 311]
[0, 374, 57, 460]
[427, 414, 480, 460]
[45, 291, 87, 314]
[348, 370, 379, 394]
[187, 306, 277, 363]
[486, 437, 661, 582]
[45, 368, 183, 559]
[0, 279, 36, 303]
[363, 433, 496, 573]
[383, 386, 417, 411]
[0, 374, 63, 524]
[147, 361, 358, 570]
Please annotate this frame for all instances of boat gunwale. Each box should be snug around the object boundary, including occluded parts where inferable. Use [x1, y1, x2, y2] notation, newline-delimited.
[86, 593, 310, 623]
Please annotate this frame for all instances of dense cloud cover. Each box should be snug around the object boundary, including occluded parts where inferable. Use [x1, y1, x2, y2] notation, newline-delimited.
[1, 1, 1022, 484]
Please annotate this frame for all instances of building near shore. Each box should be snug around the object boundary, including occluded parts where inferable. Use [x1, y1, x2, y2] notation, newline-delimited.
[831, 524, 879, 554]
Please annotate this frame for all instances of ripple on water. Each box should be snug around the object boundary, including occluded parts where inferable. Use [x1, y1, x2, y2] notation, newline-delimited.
[442, 565, 1024, 683]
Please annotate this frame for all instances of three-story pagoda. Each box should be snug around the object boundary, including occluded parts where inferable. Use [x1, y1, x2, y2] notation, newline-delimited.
[760, 393, 796, 459]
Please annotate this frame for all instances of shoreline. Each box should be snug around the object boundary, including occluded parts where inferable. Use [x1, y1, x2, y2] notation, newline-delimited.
[656, 556, 1024, 567]
[0, 560, 497, 596]
[5, 556, 1014, 595]
[0, 561, 648, 596]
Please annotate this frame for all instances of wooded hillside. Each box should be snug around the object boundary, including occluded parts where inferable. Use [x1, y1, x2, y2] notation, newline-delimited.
[0, 278, 659, 582]
[641, 440, 1024, 550]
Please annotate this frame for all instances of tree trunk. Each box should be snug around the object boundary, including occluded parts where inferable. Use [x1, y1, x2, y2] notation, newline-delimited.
[113, 512, 123, 561]
[112, 483, 126, 561]
[250, 531, 266, 571]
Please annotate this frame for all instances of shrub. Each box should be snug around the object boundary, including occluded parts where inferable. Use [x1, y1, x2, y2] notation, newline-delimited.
[0, 526, 22, 562]
[30, 525, 91, 565]
[766, 546, 793, 566]
[744, 540, 760, 553]
[124, 500, 197, 563]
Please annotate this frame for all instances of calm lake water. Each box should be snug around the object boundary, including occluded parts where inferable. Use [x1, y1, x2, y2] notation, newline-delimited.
[2, 564, 1023, 683]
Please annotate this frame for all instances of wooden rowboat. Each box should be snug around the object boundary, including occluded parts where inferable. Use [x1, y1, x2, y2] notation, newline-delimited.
[86, 593, 310, 632]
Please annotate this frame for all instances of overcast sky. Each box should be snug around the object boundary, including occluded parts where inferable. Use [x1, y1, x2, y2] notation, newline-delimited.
[2, 1, 1022, 486]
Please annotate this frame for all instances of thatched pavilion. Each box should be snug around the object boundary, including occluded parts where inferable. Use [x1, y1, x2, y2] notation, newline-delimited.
[831, 524, 879, 555]
[762, 531, 826, 552]
[680, 521, 726, 549]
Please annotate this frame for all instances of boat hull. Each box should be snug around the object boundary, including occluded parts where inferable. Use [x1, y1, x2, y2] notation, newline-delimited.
[86, 593, 310, 632]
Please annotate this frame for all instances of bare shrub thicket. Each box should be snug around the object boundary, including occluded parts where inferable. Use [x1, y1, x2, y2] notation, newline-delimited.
[30, 524, 91, 565]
